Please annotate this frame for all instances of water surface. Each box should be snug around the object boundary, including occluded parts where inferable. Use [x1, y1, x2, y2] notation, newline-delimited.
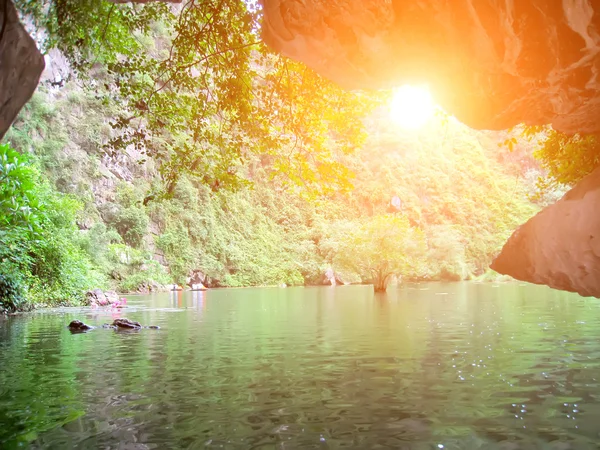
[1, 282, 600, 449]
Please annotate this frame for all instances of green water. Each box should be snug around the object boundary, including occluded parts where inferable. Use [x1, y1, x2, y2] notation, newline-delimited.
[1, 283, 600, 449]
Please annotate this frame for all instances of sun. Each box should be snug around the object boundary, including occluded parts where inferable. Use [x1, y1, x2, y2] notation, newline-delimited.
[389, 85, 435, 129]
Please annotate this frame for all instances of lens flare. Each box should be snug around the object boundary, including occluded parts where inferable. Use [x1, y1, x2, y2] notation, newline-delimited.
[389, 85, 435, 129]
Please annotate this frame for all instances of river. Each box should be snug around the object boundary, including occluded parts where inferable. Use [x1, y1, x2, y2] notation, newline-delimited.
[1, 282, 600, 449]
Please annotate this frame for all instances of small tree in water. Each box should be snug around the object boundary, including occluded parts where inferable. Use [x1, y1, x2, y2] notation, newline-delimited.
[333, 215, 426, 292]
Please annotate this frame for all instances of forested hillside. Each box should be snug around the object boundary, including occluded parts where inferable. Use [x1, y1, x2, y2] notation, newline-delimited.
[0, 1, 550, 311]
[1, 78, 542, 310]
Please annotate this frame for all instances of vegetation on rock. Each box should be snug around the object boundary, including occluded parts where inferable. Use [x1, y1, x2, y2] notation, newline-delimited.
[0, 143, 105, 312]
[0, 1, 553, 307]
[521, 127, 600, 193]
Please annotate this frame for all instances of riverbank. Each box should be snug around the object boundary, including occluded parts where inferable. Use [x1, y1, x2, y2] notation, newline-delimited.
[1, 270, 519, 315]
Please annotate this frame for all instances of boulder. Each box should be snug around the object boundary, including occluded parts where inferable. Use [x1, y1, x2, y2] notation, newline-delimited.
[492, 167, 600, 298]
[86, 289, 108, 306]
[105, 290, 119, 304]
[86, 289, 126, 307]
[324, 268, 345, 286]
[187, 269, 208, 290]
[69, 318, 160, 332]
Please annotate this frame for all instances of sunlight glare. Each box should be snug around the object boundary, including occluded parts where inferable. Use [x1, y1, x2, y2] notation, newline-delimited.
[389, 85, 435, 129]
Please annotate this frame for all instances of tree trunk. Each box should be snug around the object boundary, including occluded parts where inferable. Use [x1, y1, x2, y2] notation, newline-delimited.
[373, 272, 389, 292]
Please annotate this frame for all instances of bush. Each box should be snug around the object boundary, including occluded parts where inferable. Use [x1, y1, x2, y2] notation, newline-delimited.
[0, 143, 107, 309]
[117, 260, 171, 292]
[111, 206, 148, 248]
[0, 273, 25, 313]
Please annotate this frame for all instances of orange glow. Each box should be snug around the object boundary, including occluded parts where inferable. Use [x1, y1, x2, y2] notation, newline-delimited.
[389, 85, 435, 129]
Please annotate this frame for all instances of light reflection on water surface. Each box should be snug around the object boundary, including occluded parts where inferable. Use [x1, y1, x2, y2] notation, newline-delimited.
[1, 282, 600, 449]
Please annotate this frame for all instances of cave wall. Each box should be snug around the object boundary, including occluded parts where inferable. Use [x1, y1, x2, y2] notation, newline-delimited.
[0, 0, 44, 140]
[262, 0, 600, 135]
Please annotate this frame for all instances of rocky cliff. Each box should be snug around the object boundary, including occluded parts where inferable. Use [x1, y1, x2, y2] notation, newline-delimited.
[4, 0, 600, 296]
[262, 0, 600, 135]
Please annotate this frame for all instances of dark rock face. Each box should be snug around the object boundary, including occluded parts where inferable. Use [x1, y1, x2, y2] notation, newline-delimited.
[262, 0, 600, 135]
[492, 166, 600, 297]
[0, 0, 45, 139]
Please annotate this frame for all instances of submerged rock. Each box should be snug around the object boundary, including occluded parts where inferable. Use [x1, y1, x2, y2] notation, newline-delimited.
[112, 318, 142, 329]
[69, 318, 160, 332]
[67, 320, 94, 332]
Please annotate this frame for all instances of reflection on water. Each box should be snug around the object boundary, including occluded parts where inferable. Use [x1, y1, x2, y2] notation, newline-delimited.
[1, 283, 600, 449]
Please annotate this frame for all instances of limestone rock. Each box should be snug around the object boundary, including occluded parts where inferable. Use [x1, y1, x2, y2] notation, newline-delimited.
[324, 268, 345, 286]
[491, 167, 600, 298]
[262, 0, 600, 135]
[86, 289, 126, 307]
[0, 0, 45, 139]
[187, 269, 208, 290]
[86, 289, 108, 306]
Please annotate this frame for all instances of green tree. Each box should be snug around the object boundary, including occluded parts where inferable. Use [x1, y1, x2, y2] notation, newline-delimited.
[331, 215, 427, 292]
[15, 0, 380, 199]
[0, 144, 41, 310]
[0, 143, 104, 311]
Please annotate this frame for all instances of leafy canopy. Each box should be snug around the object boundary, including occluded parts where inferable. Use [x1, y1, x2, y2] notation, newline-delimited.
[329, 215, 427, 292]
[15, 0, 381, 198]
[520, 126, 600, 193]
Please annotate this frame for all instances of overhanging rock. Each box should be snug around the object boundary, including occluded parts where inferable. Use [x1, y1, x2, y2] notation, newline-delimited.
[262, 0, 600, 135]
[0, 0, 45, 139]
[491, 167, 600, 297]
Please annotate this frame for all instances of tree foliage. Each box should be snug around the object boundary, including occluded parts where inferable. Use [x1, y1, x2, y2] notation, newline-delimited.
[521, 126, 600, 193]
[15, 0, 380, 198]
[0, 144, 104, 312]
[328, 215, 427, 292]
[5, 84, 542, 302]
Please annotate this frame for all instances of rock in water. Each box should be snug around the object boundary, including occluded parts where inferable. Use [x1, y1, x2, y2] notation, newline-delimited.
[105, 290, 119, 304]
[67, 320, 94, 332]
[492, 167, 600, 298]
[112, 318, 142, 329]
